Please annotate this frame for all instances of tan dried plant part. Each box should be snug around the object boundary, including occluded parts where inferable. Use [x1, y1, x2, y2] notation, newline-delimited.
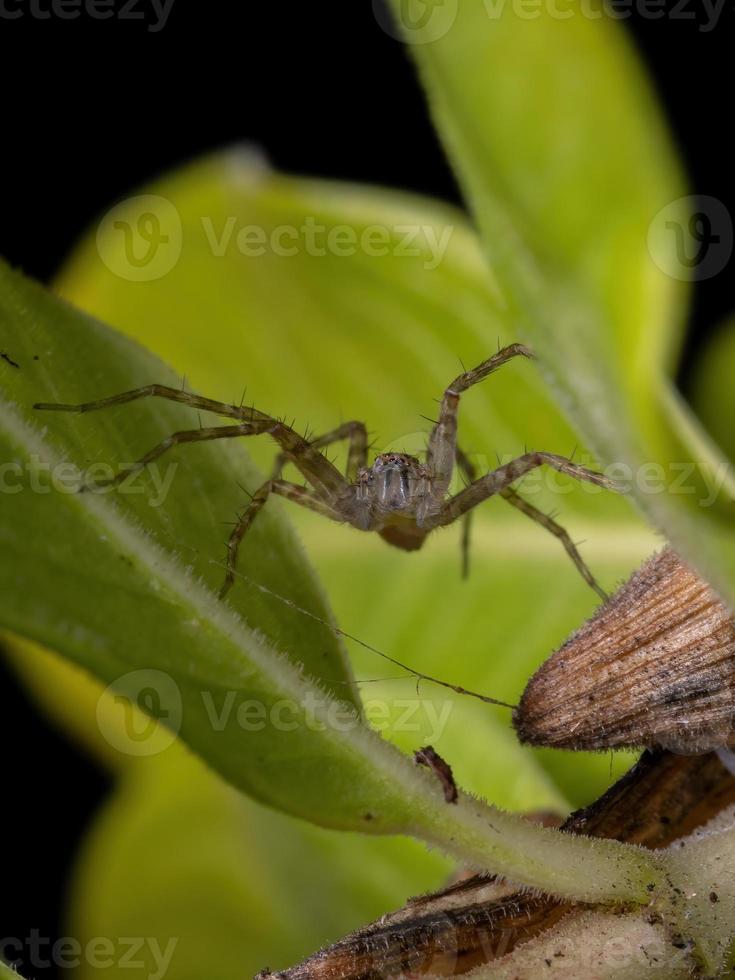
[261, 751, 735, 979]
[514, 547, 735, 755]
[414, 745, 459, 804]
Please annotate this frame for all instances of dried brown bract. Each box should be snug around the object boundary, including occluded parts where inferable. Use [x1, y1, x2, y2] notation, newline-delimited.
[262, 751, 735, 979]
[514, 547, 735, 754]
[414, 745, 458, 804]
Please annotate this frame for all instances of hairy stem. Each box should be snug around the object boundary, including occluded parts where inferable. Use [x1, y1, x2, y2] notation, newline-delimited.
[404, 789, 664, 905]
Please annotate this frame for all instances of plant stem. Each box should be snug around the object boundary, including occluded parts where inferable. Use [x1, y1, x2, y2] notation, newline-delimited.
[402, 784, 664, 904]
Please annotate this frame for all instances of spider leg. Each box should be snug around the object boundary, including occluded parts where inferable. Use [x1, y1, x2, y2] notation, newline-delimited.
[36, 384, 348, 500]
[500, 487, 608, 600]
[266, 421, 348, 499]
[436, 451, 614, 525]
[432, 451, 615, 595]
[454, 445, 477, 579]
[34, 383, 272, 423]
[272, 420, 368, 483]
[425, 344, 533, 497]
[80, 423, 267, 490]
[220, 480, 343, 598]
[220, 423, 365, 596]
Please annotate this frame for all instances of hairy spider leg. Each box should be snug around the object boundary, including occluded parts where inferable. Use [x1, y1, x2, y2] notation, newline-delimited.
[454, 445, 477, 579]
[35, 384, 348, 500]
[86, 424, 265, 490]
[499, 487, 608, 600]
[35, 384, 271, 421]
[222, 421, 370, 598]
[455, 445, 606, 596]
[424, 344, 534, 506]
[272, 420, 369, 483]
[220, 480, 343, 599]
[434, 451, 615, 531]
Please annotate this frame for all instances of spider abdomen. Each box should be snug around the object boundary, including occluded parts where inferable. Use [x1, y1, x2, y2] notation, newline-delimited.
[378, 522, 428, 552]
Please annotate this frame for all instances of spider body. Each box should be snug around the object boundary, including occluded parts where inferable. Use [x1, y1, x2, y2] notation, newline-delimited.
[350, 452, 459, 552]
[35, 344, 616, 600]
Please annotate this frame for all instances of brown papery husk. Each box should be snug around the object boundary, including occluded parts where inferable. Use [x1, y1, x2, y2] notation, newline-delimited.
[514, 547, 735, 753]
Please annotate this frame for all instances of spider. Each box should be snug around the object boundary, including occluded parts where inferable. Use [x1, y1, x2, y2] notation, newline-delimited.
[35, 343, 615, 600]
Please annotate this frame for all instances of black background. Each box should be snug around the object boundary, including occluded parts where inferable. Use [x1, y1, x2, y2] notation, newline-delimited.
[1, 1, 733, 974]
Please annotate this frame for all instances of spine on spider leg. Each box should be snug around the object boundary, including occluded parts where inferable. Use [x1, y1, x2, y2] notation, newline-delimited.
[514, 546, 735, 756]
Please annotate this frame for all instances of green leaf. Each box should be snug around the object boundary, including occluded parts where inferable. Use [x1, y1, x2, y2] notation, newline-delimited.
[389, 0, 735, 604]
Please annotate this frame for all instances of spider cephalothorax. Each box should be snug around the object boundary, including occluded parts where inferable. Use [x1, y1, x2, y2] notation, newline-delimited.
[357, 453, 430, 515]
[35, 343, 616, 599]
